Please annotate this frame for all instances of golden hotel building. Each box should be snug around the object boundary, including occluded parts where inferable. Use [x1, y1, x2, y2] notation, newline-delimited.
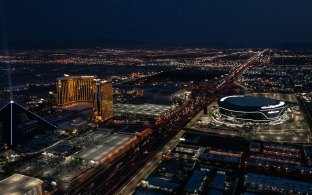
[94, 80, 113, 121]
[57, 75, 95, 106]
[56, 76, 113, 120]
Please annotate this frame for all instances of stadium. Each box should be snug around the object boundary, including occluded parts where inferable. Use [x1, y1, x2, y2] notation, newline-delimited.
[217, 95, 288, 122]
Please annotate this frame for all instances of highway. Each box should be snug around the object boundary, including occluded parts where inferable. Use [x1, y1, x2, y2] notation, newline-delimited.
[94, 128, 179, 194]
[110, 50, 266, 194]
[65, 50, 266, 194]
[114, 130, 185, 195]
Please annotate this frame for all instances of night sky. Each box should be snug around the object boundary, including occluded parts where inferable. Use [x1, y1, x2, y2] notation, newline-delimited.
[1, 0, 312, 49]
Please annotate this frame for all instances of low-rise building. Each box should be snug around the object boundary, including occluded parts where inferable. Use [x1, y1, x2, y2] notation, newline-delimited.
[244, 173, 312, 194]
[0, 174, 44, 195]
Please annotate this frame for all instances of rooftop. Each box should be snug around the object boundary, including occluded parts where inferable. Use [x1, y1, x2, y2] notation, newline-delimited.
[245, 173, 312, 193]
[134, 188, 165, 195]
[211, 172, 226, 190]
[0, 174, 43, 195]
[74, 133, 131, 162]
[114, 103, 171, 117]
[146, 177, 181, 190]
[184, 170, 206, 193]
[57, 75, 96, 81]
[218, 95, 285, 111]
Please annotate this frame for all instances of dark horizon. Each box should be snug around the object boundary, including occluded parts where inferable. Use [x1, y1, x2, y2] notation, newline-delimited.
[1, 39, 312, 51]
[1, 0, 312, 50]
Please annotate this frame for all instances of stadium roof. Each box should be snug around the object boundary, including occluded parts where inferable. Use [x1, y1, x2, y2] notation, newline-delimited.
[0, 174, 43, 195]
[218, 95, 286, 111]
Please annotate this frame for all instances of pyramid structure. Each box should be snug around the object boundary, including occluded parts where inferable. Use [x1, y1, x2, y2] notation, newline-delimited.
[0, 101, 56, 147]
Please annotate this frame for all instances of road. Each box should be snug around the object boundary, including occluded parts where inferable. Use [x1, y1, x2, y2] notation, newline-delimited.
[94, 129, 179, 194]
[114, 130, 185, 195]
[109, 49, 266, 194]
[66, 50, 266, 195]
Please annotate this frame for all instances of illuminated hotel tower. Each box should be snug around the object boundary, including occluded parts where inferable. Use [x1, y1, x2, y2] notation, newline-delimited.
[94, 80, 113, 121]
[56, 76, 96, 106]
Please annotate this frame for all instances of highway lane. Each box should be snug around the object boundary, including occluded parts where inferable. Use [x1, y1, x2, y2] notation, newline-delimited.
[114, 130, 185, 195]
[61, 132, 153, 194]
[94, 129, 179, 194]
[61, 126, 175, 194]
